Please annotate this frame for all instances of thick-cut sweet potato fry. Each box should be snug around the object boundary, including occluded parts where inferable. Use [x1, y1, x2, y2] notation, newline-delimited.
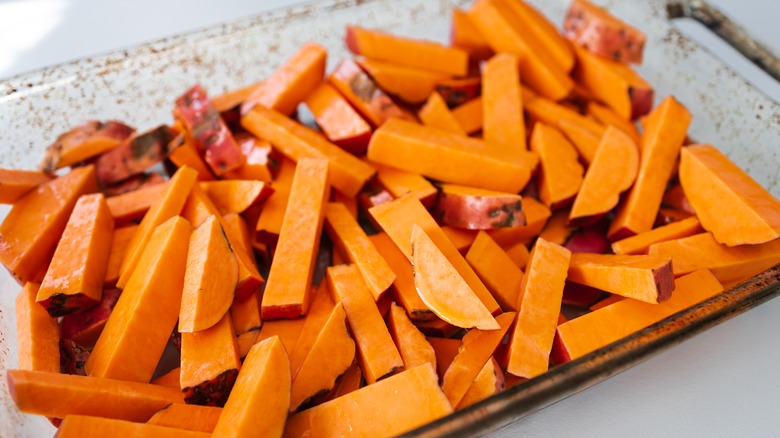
[458, 357, 505, 409]
[419, 92, 467, 135]
[563, 0, 646, 64]
[7, 369, 184, 422]
[262, 158, 329, 319]
[55, 415, 209, 438]
[608, 96, 692, 241]
[0, 168, 53, 204]
[290, 302, 355, 412]
[450, 8, 493, 60]
[240, 42, 327, 116]
[241, 105, 375, 197]
[254, 318, 305, 355]
[304, 82, 373, 155]
[94, 125, 177, 185]
[329, 362, 362, 399]
[505, 241, 530, 269]
[556, 119, 601, 165]
[505, 238, 570, 378]
[255, 158, 295, 245]
[436, 184, 525, 230]
[0, 165, 97, 283]
[223, 134, 280, 182]
[212, 336, 290, 438]
[284, 363, 452, 438]
[60, 288, 122, 348]
[151, 367, 180, 388]
[483, 53, 525, 152]
[680, 144, 780, 245]
[166, 132, 216, 181]
[569, 126, 639, 226]
[370, 194, 501, 315]
[388, 302, 437, 370]
[452, 97, 484, 135]
[648, 232, 780, 284]
[466, 231, 524, 312]
[587, 101, 640, 144]
[346, 26, 469, 77]
[147, 404, 222, 433]
[200, 180, 273, 216]
[325, 202, 395, 300]
[87, 216, 190, 382]
[16, 282, 59, 373]
[368, 118, 538, 193]
[356, 58, 450, 105]
[553, 270, 723, 363]
[181, 313, 241, 406]
[468, 0, 573, 101]
[230, 290, 262, 337]
[117, 165, 197, 288]
[288, 283, 336, 377]
[427, 337, 461, 383]
[106, 183, 166, 224]
[40, 120, 135, 172]
[612, 216, 702, 255]
[568, 253, 674, 304]
[499, 0, 575, 71]
[442, 312, 515, 406]
[327, 264, 403, 384]
[530, 123, 584, 209]
[370, 161, 437, 209]
[37, 193, 113, 316]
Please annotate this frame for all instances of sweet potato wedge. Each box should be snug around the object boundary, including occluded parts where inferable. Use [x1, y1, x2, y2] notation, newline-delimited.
[451, 8, 493, 60]
[387, 302, 437, 370]
[436, 183, 525, 230]
[612, 216, 702, 255]
[56, 415, 210, 438]
[482, 53, 526, 152]
[304, 81, 373, 155]
[200, 180, 273, 216]
[16, 282, 60, 373]
[0, 168, 53, 204]
[223, 133, 280, 182]
[563, 0, 646, 64]
[419, 92, 467, 135]
[147, 404, 222, 433]
[40, 120, 135, 172]
[465, 231, 524, 312]
[94, 125, 177, 185]
[530, 123, 584, 210]
[356, 58, 450, 105]
[106, 183, 166, 224]
[254, 158, 296, 245]
[370, 161, 438, 209]
[288, 283, 336, 377]
[567, 253, 675, 304]
[458, 357, 505, 409]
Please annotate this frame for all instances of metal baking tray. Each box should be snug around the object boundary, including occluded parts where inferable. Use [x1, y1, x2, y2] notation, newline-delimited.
[1, 0, 778, 436]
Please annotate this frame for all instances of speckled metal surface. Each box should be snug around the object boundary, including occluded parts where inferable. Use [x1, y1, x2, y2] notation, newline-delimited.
[0, 0, 778, 437]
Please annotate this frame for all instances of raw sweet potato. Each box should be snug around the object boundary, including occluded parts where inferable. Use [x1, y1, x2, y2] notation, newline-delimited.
[223, 133, 280, 182]
[93, 125, 177, 186]
[16, 282, 60, 373]
[450, 8, 493, 60]
[106, 183, 166, 224]
[60, 288, 122, 348]
[56, 415, 210, 438]
[612, 216, 702, 255]
[387, 302, 437, 370]
[356, 58, 450, 105]
[530, 123, 584, 209]
[451, 97, 484, 135]
[0, 168, 53, 204]
[568, 253, 675, 304]
[166, 132, 216, 182]
[498, 0, 575, 72]
[304, 81, 373, 155]
[482, 53, 525, 151]
[40, 120, 135, 172]
[147, 404, 222, 433]
[465, 231, 524, 311]
[370, 161, 438, 209]
[435, 76, 482, 107]
[288, 283, 336, 377]
[200, 180, 273, 216]
[254, 318, 305, 356]
[435, 183, 525, 230]
[254, 158, 295, 245]
[563, 0, 646, 64]
[419, 92, 467, 135]
[586, 101, 640, 144]
[458, 357, 505, 409]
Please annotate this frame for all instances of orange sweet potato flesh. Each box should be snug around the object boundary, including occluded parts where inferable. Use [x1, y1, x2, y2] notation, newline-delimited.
[367, 118, 538, 193]
[356, 58, 449, 105]
[327, 264, 403, 384]
[530, 123, 584, 209]
[500, 0, 575, 72]
[388, 302, 437, 370]
[262, 158, 329, 319]
[223, 134, 280, 182]
[180, 313, 241, 406]
[179, 215, 238, 333]
[648, 232, 780, 285]
[167, 132, 216, 182]
[452, 97, 484, 135]
[466, 231, 524, 312]
[230, 289, 262, 336]
[290, 302, 355, 412]
[569, 126, 639, 226]
[563, 0, 647, 64]
[483, 53, 525, 151]
[435, 76, 482, 107]
[254, 158, 296, 245]
[117, 166, 197, 288]
[0, 168, 53, 204]
[86, 216, 191, 382]
[419, 92, 467, 135]
[442, 312, 515, 407]
[553, 269, 723, 363]
[7, 369, 184, 422]
[289, 283, 336, 377]
[151, 367, 180, 388]
[56, 415, 210, 438]
[211, 81, 263, 113]
[212, 336, 290, 438]
[147, 404, 222, 433]
[329, 362, 362, 399]
[612, 216, 702, 255]
[450, 8, 493, 60]
[370, 194, 501, 315]
[240, 105, 375, 198]
[240, 42, 327, 116]
[458, 357, 505, 409]
[346, 26, 469, 77]
[39, 120, 135, 172]
[199, 180, 273, 216]
[568, 253, 675, 304]
[370, 161, 438, 209]
[16, 282, 60, 373]
[284, 363, 452, 438]
[0, 165, 98, 283]
[587, 101, 640, 144]
[254, 318, 305, 355]
[37, 193, 114, 316]
[505, 238, 570, 378]
[436, 183, 525, 230]
[304, 81, 372, 155]
[680, 144, 780, 246]
[608, 96, 692, 241]
[106, 183, 166, 224]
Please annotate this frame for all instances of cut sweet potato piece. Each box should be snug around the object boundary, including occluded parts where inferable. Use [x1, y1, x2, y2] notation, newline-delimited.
[151, 367, 180, 388]
[435, 76, 482, 107]
[16, 282, 60, 373]
[608, 96, 692, 241]
[458, 357, 505, 409]
[254, 158, 295, 245]
[240, 104, 375, 197]
[452, 96, 484, 135]
[40, 120, 135, 172]
[367, 118, 538, 193]
[563, 0, 646, 64]
[56, 415, 210, 438]
[289, 283, 336, 377]
[327, 264, 403, 384]
[414, 317, 460, 338]
[569, 126, 639, 226]
[325, 202, 395, 300]
[436, 183, 525, 230]
[498, 0, 575, 71]
[147, 404, 222, 433]
[0, 165, 98, 283]
[254, 318, 305, 355]
[230, 290, 262, 337]
[94, 125, 177, 185]
[60, 288, 122, 348]
[505, 238, 570, 378]
[212, 336, 290, 438]
[355, 58, 450, 105]
[505, 241, 530, 269]
[346, 26, 468, 76]
[553, 269, 723, 363]
[106, 183, 166, 224]
[419, 92, 467, 135]
[530, 123, 584, 209]
[612, 216, 702, 255]
[304, 81, 372, 155]
[223, 134, 280, 182]
[166, 132, 216, 182]
[179, 215, 238, 333]
[589, 293, 624, 311]
[586, 101, 640, 144]
[466, 231, 524, 312]
[329, 362, 363, 399]
[290, 302, 355, 412]
[442, 312, 515, 407]
[482, 53, 525, 152]
[451, 8, 493, 60]
[680, 144, 780, 245]
[412, 225, 500, 330]
[200, 180, 273, 216]
[87, 216, 190, 382]
[284, 363, 452, 438]
[262, 158, 329, 319]
[181, 313, 241, 406]
[7, 369, 184, 422]
[568, 253, 674, 304]
[468, 0, 572, 100]
[370, 161, 437, 209]
[388, 302, 437, 370]
[427, 337, 461, 383]
[36, 193, 113, 316]
[648, 232, 780, 284]
[535, 112, 602, 165]
[0, 168, 53, 204]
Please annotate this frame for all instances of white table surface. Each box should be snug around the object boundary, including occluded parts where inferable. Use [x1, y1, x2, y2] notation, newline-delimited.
[1, 0, 779, 437]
